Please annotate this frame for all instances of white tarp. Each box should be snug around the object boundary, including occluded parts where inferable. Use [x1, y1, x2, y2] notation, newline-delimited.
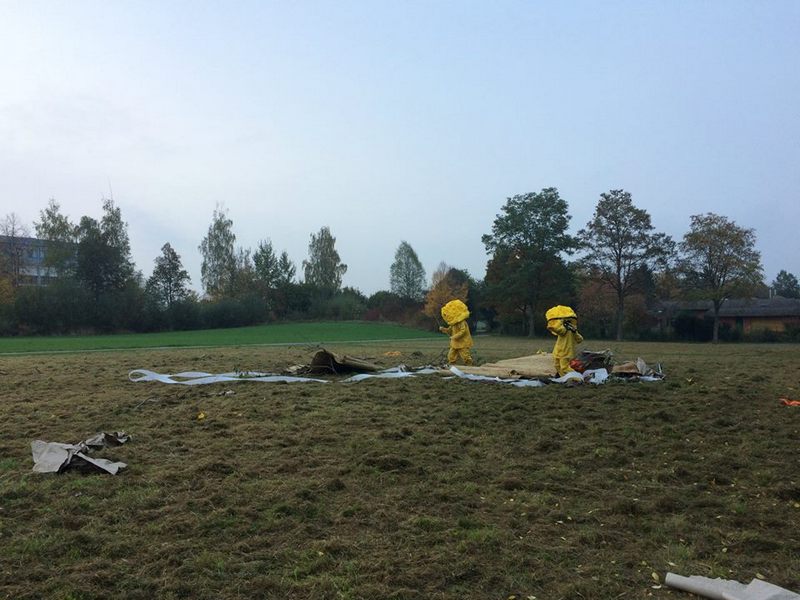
[129, 369, 329, 385]
[664, 573, 800, 600]
[31, 431, 130, 475]
[129, 364, 661, 387]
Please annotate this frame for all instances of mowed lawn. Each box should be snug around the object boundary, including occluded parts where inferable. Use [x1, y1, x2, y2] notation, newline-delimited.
[0, 321, 439, 354]
[1, 336, 799, 599]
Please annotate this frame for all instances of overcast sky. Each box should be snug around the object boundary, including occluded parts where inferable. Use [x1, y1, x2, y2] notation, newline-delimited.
[2, 1, 798, 295]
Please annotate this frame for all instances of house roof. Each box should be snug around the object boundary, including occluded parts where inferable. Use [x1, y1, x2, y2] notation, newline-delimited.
[716, 297, 800, 318]
[658, 297, 800, 318]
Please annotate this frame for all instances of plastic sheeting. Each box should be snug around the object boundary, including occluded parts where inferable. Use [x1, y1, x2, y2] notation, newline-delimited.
[31, 431, 130, 475]
[130, 365, 660, 387]
[664, 572, 800, 600]
[129, 370, 329, 385]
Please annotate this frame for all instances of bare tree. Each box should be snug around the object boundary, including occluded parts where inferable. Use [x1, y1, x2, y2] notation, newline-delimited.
[0, 213, 31, 287]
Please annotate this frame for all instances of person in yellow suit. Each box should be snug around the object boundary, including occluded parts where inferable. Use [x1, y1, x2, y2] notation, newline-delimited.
[439, 299, 473, 365]
[545, 305, 584, 376]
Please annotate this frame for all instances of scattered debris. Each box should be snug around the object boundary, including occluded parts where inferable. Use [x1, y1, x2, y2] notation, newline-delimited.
[664, 572, 800, 599]
[611, 357, 662, 378]
[130, 349, 665, 387]
[571, 349, 614, 372]
[309, 348, 382, 374]
[31, 431, 130, 475]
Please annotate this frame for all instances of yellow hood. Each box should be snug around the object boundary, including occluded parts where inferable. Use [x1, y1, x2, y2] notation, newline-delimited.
[545, 305, 577, 322]
[441, 299, 470, 325]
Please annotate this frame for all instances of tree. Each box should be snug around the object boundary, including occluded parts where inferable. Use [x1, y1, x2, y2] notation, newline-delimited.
[229, 247, 257, 298]
[34, 199, 77, 277]
[773, 270, 800, 299]
[0, 213, 30, 287]
[146, 243, 191, 309]
[679, 213, 763, 342]
[578, 189, 675, 340]
[75, 199, 135, 299]
[423, 262, 468, 325]
[100, 197, 132, 268]
[253, 239, 281, 289]
[576, 272, 617, 339]
[199, 206, 237, 299]
[481, 188, 579, 336]
[276, 251, 296, 287]
[302, 226, 347, 293]
[390, 241, 426, 301]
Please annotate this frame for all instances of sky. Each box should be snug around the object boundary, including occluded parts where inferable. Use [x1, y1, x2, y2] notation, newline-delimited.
[1, 0, 798, 295]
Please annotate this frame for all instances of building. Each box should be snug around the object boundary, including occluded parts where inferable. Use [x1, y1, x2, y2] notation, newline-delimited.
[716, 297, 800, 334]
[656, 297, 800, 335]
[0, 235, 63, 286]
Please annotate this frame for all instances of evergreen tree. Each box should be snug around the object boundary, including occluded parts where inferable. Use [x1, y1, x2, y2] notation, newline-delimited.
[146, 243, 191, 309]
[302, 226, 347, 293]
[390, 241, 426, 301]
[253, 239, 280, 289]
[276, 251, 296, 287]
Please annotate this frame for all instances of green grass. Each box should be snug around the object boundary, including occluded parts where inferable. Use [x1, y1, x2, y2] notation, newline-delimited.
[0, 321, 438, 354]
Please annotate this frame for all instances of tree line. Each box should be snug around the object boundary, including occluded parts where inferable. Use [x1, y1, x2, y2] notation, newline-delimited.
[1, 190, 798, 342]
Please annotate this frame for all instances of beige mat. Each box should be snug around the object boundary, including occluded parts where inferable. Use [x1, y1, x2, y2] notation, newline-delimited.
[456, 354, 555, 378]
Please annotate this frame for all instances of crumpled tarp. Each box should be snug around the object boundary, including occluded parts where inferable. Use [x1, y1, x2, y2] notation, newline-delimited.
[31, 431, 130, 475]
[664, 572, 800, 600]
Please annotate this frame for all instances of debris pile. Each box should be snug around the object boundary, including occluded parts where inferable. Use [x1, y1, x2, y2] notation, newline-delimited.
[130, 347, 664, 387]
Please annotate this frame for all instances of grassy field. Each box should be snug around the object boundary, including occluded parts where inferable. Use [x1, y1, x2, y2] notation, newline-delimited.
[1, 335, 799, 599]
[0, 321, 439, 354]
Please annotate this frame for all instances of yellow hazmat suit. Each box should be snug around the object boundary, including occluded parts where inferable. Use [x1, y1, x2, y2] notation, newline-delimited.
[545, 305, 584, 376]
[439, 299, 473, 365]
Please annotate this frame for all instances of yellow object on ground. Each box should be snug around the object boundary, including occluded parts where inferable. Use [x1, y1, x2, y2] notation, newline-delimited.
[439, 300, 473, 365]
[546, 304, 584, 376]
